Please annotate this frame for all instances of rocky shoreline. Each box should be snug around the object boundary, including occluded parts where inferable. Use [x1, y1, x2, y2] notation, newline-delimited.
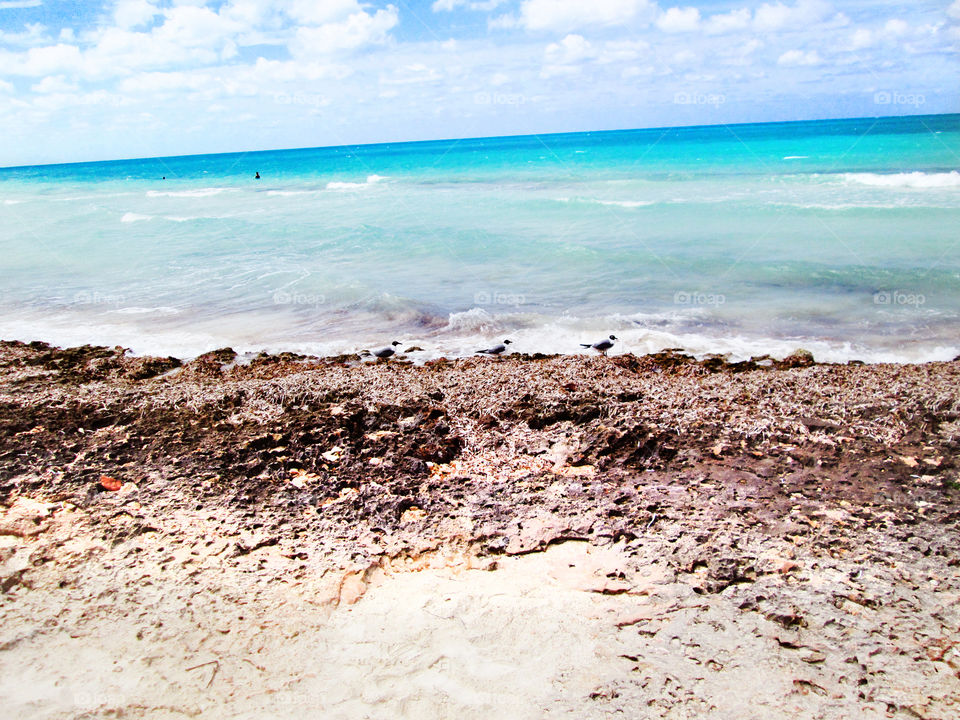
[2, 340, 959, 719]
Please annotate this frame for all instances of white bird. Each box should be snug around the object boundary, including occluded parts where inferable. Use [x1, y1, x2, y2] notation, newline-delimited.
[476, 339, 512, 356]
[372, 341, 401, 360]
[581, 335, 617, 355]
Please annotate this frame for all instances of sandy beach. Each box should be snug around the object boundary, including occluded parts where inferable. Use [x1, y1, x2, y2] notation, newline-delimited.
[1, 340, 959, 719]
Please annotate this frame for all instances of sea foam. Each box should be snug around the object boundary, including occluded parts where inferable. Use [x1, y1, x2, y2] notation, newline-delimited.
[842, 171, 960, 188]
[326, 175, 387, 190]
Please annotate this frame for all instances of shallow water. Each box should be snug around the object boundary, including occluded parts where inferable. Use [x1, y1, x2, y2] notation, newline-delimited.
[1, 114, 958, 361]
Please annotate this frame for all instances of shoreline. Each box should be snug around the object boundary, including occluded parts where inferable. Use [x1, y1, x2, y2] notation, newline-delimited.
[3, 336, 959, 371]
[2, 339, 959, 718]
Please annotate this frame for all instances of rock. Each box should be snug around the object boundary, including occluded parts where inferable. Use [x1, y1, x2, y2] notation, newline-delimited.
[322, 446, 344, 463]
[123, 355, 181, 380]
[781, 349, 815, 368]
[0, 497, 55, 537]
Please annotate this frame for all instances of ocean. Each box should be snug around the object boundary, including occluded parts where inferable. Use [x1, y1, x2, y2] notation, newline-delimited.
[1, 113, 958, 363]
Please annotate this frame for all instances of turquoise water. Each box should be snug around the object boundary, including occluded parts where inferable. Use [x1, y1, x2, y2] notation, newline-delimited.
[1, 114, 958, 361]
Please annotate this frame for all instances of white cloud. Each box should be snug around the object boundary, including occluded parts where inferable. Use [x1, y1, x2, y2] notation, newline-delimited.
[380, 63, 442, 86]
[542, 33, 596, 77]
[0, 78, 14, 92]
[670, 49, 697, 65]
[488, 13, 518, 30]
[117, 69, 214, 94]
[15, 43, 83, 76]
[656, 7, 701, 33]
[113, 0, 161, 29]
[754, 0, 831, 33]
[545, 34, 593, 64]
[949, 1, 960, 21]
[283, 0, 362, 25]
[30, 75, 79, 93]
[883, 19, 908, 36]
[598, 39, 649, 64]
[0, 0, 42, 8]
[0, 0, 399, 81]
[519, 0, 655, 32]
[0, 21, 48, 46]
[247, 57, 350, 83]
[432, 0, 506, 11]
[849, 28, 873, 50]
[703, 8, 751, 35]
[777, 49, 822, 65]
[293, 6, 399, 57]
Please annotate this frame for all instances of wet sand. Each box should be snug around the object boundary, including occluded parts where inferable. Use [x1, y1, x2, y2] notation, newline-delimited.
[1, 341, 959, 718]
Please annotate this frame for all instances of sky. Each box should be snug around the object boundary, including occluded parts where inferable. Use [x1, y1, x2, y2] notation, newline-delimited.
[0, 0, 958, 166]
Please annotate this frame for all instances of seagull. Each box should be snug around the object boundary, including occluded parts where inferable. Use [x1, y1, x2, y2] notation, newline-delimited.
[372, 341, 401, 360]
[476, 339, 512, 357]
[581, 335, 617, 355]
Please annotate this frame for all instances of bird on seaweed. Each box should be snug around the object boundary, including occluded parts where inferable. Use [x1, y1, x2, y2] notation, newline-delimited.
[581, 335, 617, 355]
[372, 341, 401, 360]
[476, 339, 512, 357]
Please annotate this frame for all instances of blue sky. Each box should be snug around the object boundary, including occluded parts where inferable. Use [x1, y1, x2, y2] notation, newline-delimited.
[0, 0, 957, 165]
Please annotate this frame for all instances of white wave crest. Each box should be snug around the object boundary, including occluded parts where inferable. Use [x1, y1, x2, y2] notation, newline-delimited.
[121, 212, 153, 223]
[555, 197, 656, 208]
[146, 187, 234, 198]
[110, 307, 181, 315]
[842, 171, 960, 189]
[326, 175, 388, 191]
[444, 308, 501, 334]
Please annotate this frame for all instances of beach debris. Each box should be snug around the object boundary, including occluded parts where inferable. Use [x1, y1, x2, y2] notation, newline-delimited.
[553, 464, 596, 478]
[185, 659, 220, 688]
[365, 430, 398, 442]
[100, 475, 122, 492]
[401, 507, 426, 523]
[288, 468, 320, 489]
[321, 446, 344, 463]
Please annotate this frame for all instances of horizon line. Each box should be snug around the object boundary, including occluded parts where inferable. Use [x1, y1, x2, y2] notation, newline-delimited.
[2, 110, 957, 172]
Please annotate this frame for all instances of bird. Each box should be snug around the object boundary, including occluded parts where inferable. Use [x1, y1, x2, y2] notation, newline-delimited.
[476, 339, 512, 357]
[581, 335, 617, 355]
[372, 341, 401, 360]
